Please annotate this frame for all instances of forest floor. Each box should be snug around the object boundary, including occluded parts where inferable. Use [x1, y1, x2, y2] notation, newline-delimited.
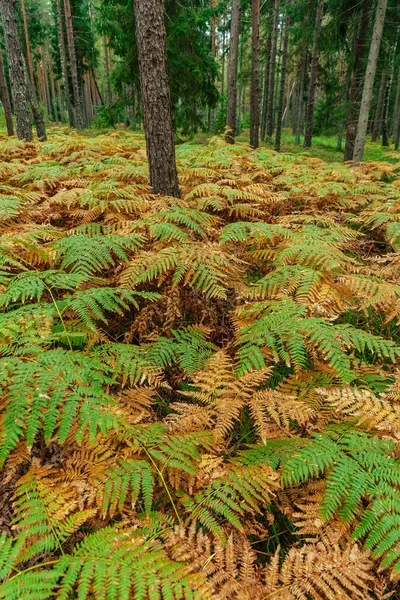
[1, 127, 400, 598]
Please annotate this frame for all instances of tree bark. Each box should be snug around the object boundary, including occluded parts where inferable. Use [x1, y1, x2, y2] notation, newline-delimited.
[133, 0, 180, 197]
[0, 49, 14, 136]
[392, 65, 400, 142]
[250, 0, 260, 149]
[48, 50, 59, 124]
[303, 0, 324, 148]
[266, 0, 279, 138]
[104, 36, 112, 105]
[63, 0, 84, 129]
[209, 0, 217, 133]
[0, 0, 32, 141]
[275, 16, 290, 152]
[260, 31, 272, 141]
[381, 32, 398, 147]
[225, 0, 240, 143]
[21, 0, 35, 88]
[353, 0, 388, 164]
[371, 69, 386, 142]
[344, 0, 370, 161]
[55, 0, 74, 126]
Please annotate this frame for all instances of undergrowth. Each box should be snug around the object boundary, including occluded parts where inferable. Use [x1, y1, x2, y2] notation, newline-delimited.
[0, 128, 400, 598]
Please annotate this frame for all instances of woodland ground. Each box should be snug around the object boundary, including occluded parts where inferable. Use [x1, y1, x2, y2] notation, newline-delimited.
[1, 125, 400, 599]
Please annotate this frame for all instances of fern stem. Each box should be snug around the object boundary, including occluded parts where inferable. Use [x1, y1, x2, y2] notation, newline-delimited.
[141, 445, 182, 525]
[8, 559, 59, 581]
[48, 286, 73, 351]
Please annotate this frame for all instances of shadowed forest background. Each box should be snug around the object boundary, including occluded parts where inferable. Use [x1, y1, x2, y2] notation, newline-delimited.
[0, 0, 400, 599]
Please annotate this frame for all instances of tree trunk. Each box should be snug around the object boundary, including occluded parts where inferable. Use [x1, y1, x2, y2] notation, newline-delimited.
[275, 16, 290, 152]
[221, 9, 226, 97]
[21, 0, 35, 88]
[63, 0, 84, 129]
[25, 59, 47, 141]
[0, 0, 32, 141]
[225, 0, 241, 143]
[209, 0, 216, 133]
[250, 0, 260, 149]
[353, 0, 388, 164]
[390, 65, 400, 139]
[55, 0, 74, 127]
[303, 0, 324, 148]
[344, 0, 370, 161]
[266, 0, 279, 138]
[48, 51, 59, 124]
[371, 69, 386, 142]
[260, 31, 272, 141]
[381, 32, 398, 147]
[295, 51, 308, 144]
[104, 36, 112, 105]
[0, 49, 14, 136]
[133, 0, 180, 198]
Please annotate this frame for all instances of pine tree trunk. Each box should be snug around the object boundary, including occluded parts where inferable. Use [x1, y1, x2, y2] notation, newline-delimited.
[63, 0, 84, 129]
[372, 70, 386, 142]
[391, 65, 400, 141]
[133, 0, 180, 198]
[55, 0, 74, 126]
[0, 49, 14, 136]
[303, 0, 324, 149]
[275, 16, 290, 152]
[381, 33, 398, 147]
[260, 31, 272, 141]
[266, 0, 279, 138]
[21, 0, 35, 88]
[209, 0, 216, 133]
[48, 50, 59, 124]
[104, 36, 112, 105]
[353, 0, 388, 164]
[0, 0, 33, 141]
[226, 0, 241, 143]
[250, 0, 260, 149]
[344, 0, 370, 161]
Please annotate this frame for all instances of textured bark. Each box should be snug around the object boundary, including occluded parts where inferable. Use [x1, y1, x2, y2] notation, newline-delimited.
[221, 10, 226, 97]
[344, 0, 370, 161]
[209, 0, 217, 133]
[353, 0, 388, 164]
[48, 51, 59, 124]
[260, 31, 272, 141]
[225, 0, 240, 143]
[250, 0, 260, 149]
[266, 0, 279, 137]
[392, 65, 400, 143]
[55, 0, 74, 126]
[133, 0, 180, 198]
[64, 0, 84, 129]
[25, 61, 47, 141]
[303, 0, 324, 148]
[0, 0, 32, 141]
[275, 16, 290, 152]
[371, 70, 386, 142]
[0, 49, 14, 136]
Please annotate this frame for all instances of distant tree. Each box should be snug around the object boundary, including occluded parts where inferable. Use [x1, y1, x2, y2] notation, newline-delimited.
[0, 47, 14, 136]
[353, 0, 388, 164]
[250, 0, 260, 149]
[63, 0, 84, 128]
[304, 0, 324, 149]
[226, 0, 241, 143]
[266, 0, 280, 138]
[133, 0, 180, 197]
[55, 0, 74, 126]
[275, 15, 290, 152]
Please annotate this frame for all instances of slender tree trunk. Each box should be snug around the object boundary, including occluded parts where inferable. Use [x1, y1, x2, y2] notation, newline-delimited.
[296, 51, 308, 144]
[25, 60, 47, 141]
[104, 36, 112, 105]
[260, 31, 272, 140]
[55, 0, 74, 126]
[266, 0, 279, 137]
[344, 0, 370, 161]
[21, 0, 35, 88]
[275, 16, 290, 152]
[0, 0, 32, 141]
[133, 0, 180, 197]
[0, 49, 14, 136]
[381, 32, 398, 147]
[209, 0, 217, 133]
[391, 65, 400, 142]
[48, 51, 59, 124]
[221, 9, 226, 97]
[226, 0, 241, 143]
[353, 0, 388, 164]
[63, 0, 84, 129]
[303, 0, 324, 148]
[292, 55, 303, 136]
[250, 0, 260, 148]
[372, 70, 386, 141]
